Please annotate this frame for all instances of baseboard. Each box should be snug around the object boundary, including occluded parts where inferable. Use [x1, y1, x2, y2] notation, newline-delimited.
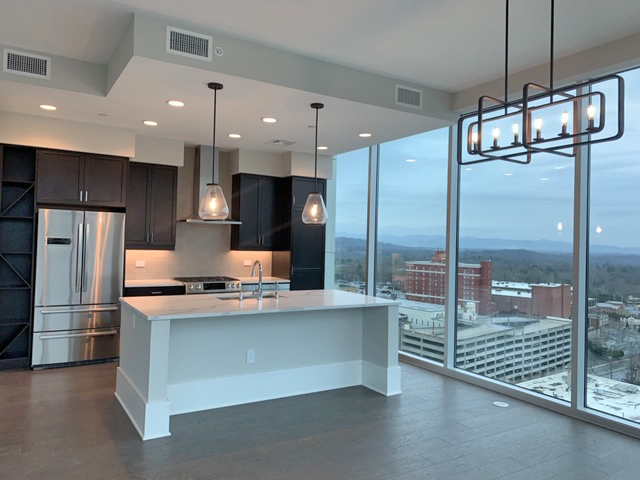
[115, 367, 171, 440]
[362, 361, 402, 396]
[168, 360, 363, 415]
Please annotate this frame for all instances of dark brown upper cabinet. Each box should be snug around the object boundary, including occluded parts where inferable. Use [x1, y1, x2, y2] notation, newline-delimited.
[231, 174, 280, 251]
[36, 150, 128, 208]
[125, 162, 177, 250]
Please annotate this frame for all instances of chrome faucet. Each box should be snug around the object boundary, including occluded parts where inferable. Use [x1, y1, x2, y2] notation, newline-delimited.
[251, 260, 263, 299]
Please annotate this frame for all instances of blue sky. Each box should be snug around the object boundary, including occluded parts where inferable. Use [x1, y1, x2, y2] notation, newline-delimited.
[335, 68, 640, 248]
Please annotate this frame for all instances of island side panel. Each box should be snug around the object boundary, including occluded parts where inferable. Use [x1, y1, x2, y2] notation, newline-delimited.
[361, 305, 401, 396]
[166, 308, 365, 415]
[115, 303, 172, 440]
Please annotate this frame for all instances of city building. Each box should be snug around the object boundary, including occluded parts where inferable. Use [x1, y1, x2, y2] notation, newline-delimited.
[405, 251, 494, 314]
[400, 306, 572, 382]
[492, 281, 572, 318]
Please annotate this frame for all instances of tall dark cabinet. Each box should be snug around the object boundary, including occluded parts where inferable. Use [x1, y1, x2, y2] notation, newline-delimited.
[125, 162, 178, 250]
[231, 174, 280, 250]
[276, 176, 326, 291]
[0, 145, 36, 369]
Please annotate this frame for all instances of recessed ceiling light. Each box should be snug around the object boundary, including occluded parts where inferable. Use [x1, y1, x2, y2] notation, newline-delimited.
[359, 133, 372, 138]
[39, 104, 57, 111]
[97, 113, 108, 117]
[143, 120, 158, 126]
[465, 167, 473, 171]
[504, 173, 514, 176]
[540, 177, 549, 181]
[167, 100, 185, 107]
[228, 133, 241, 139]
[317, 146, 328, 150]
[262, 117, 277, 123]
[405, 159, 416, 163]
[554, 166, 565, 170]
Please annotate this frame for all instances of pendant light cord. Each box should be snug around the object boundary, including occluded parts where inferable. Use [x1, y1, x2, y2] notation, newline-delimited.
[504, 0, 509, 115]
[212, 87, 217, 184]
[550, 0, 555, 99]
[314, 105, 318, 192]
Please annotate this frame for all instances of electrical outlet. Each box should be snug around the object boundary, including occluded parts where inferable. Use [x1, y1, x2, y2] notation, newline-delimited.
[246, 348, 255, 364]
[135, 260, 145, 268]
[244, 259, 252, 266]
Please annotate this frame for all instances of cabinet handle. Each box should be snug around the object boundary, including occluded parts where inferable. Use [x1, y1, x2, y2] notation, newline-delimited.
[151, 233, 154, 242]
[80, 191, 83, 202]
[146, 232, 149, 243]
[85, 191, 88, 202]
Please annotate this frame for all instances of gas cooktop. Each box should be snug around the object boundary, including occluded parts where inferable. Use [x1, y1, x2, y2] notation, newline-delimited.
[173, 276, 241, 294]
[174, 276, 238, 282]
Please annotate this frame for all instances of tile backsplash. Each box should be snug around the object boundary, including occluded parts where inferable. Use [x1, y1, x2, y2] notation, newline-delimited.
[125, 224, 273, 279]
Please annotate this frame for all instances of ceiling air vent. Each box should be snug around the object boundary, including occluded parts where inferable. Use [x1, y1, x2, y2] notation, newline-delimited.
[166, 26, 212, 61]
[267, 139, 296, 146]
[3, 49, 50, 79]
[395, 85, 422, 109]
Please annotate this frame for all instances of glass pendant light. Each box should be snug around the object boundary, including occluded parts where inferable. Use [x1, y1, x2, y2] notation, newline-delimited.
[198, 82, 229, 220]
[302, 103, 328, 225]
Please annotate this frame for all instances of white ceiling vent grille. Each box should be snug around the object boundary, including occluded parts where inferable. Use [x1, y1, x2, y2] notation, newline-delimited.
[3, 49, 50, 79]
[166, 26, 212, 61]
[267, 139, 296, 146]
[395, 85, 422, 109]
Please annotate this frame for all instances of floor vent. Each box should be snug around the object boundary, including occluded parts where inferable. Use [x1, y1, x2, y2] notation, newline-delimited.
[166, 26, 212, 61]
[395, 85, 422, 109]
[3, 49, 50, 79]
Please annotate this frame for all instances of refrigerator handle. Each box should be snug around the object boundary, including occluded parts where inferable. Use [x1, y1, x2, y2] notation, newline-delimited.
[75, 223, 84, 293]
[82, 223, 89, 293]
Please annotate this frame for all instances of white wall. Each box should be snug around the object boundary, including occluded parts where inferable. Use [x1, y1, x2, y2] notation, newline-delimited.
[133, 134, 184, 166]
[0, 111, 135, 156]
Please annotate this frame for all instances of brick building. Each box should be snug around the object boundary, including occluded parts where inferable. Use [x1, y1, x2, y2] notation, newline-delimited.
[492, 281, 572, 319]
[404, 251, 494, 315]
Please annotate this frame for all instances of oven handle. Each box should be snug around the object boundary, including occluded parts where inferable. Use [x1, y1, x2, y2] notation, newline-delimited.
[39, 330, 118, 340]
[40, 306, 119, 315]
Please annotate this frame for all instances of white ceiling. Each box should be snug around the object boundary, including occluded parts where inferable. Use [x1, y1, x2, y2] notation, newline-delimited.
[1, 0, 640, 154]
[0, 57, 448, 154]
[2, 0, 640, 91]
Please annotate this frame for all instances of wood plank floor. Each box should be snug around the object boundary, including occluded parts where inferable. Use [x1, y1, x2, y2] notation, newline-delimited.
[2, 362, 640, 480]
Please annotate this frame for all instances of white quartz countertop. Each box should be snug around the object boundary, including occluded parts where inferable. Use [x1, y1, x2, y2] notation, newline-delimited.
[125, 279, 184, 288]
[120, 289, 399, 321]
[237, 276, 290, 284]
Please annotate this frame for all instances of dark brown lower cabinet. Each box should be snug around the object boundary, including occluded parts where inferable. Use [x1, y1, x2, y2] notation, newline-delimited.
[125, 163, 177, 250]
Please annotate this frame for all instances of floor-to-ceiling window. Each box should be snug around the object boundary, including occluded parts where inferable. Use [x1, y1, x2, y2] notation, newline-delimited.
[375, 129, 449, 363]
[456, 142, 574, 396]
[586, 67, 640, 423]
[334, 148, 369, 293]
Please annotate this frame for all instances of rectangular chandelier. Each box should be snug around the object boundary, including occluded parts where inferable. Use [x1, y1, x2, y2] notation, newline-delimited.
[457, 73, 625, 166]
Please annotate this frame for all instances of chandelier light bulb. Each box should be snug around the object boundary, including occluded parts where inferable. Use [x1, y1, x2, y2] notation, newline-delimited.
[596, 225, 603, 235]
[560, 111, 569, 136]
[471, 131, 479, 152]
[491, 127, 500, 149]
[534, 117, 543, 141]
[557, 222, 563, 234]
[512, 122, 520, 144]
[587, 104, 596, 130]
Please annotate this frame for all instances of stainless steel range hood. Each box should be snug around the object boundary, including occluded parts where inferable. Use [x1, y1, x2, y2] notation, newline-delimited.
[180, 145, 240, 225]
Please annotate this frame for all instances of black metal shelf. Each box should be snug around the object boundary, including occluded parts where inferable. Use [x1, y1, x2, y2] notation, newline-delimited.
[2, 179, 34, 185]
[0, 216, 34, 220]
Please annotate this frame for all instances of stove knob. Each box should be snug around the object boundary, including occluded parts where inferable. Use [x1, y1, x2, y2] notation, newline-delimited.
[188, 285, 194, 290]
[196, 285, 202, 290]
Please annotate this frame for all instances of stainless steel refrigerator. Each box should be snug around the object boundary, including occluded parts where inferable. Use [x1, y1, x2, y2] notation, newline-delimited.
[32, 208, 125, 367]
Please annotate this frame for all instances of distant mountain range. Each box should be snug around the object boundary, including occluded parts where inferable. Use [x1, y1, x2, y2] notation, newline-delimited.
[336, 234, 640, 255]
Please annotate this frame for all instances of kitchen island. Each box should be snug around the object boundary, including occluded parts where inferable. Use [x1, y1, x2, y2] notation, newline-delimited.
[116, 289, 401, 440]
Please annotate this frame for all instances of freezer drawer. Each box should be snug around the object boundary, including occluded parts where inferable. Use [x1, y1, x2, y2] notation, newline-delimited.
[32, 327, 120, 366]
[34, 305, 120, 332]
